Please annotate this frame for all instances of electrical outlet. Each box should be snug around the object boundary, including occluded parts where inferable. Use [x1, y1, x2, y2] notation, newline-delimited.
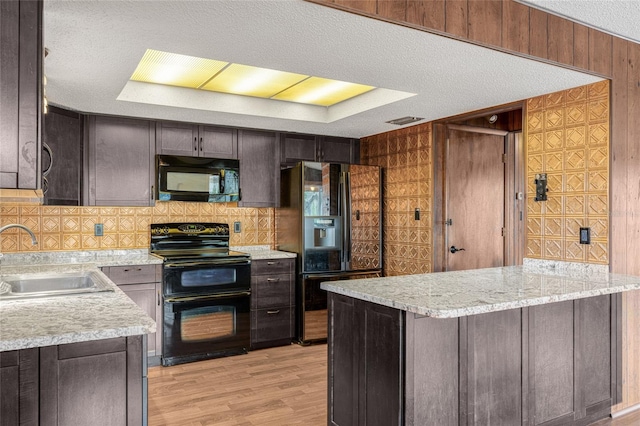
[94, 223, 103, 237]
[234, 222, 241, 233]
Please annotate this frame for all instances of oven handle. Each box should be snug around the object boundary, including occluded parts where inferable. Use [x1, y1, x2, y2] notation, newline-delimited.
[164, 259, 251, 268]
[164, 290, 251, 303]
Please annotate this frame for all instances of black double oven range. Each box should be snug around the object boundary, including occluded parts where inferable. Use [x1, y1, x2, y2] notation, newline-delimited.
[150, 223, 251, 366]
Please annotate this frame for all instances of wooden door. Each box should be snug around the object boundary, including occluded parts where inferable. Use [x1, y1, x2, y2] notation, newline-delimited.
[446, 128, 505, 271]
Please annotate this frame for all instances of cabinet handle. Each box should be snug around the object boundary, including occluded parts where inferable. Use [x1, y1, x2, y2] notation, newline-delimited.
[123, 268, 142, 272]
[194, 136, 197, 151]
[267, 310, 280, 315]
[157, 290, 161, 306]
[266, 278, 280, 282]
[151, 185, 154, 201]
[199, 137, 203, 151]
[266, 261, 277, 266]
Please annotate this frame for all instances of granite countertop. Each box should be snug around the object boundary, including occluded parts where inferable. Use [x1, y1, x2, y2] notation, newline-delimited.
[233, 245, 297, 260]
[0, 249, 163, 268]
[0, 250, 158, 352]
[321, 259, 640, 318]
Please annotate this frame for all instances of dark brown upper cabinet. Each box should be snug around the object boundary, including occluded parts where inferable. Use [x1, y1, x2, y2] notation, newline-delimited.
[85, 115, 155, 206]
[156, 121, 238, 159]
[238, 129, 279, 207]
[280, 133, 356, 165]
[0, 0, 43, 190]
[42, 106, 83, 205]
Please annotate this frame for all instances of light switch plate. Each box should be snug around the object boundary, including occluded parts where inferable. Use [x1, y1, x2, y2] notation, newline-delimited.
[94, 223, 103, 237]
[579, 227, 590, 244]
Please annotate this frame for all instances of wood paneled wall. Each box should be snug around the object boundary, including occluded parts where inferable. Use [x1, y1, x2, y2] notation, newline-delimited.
[309, 0, 640, 413]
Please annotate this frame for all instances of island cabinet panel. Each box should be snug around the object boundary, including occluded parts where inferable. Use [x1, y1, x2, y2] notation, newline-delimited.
[530, 300, 576, 425]
[39, 336, 144, 426]
[466, 309, 523, 425]
[0, 349, 38, 426]
[328, 293, 403, 426]
[405, 315, 459, 426]
[329, 293, 620, 426]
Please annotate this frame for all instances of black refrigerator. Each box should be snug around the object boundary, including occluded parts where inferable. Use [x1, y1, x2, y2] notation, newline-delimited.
[276, 162, 382, 344]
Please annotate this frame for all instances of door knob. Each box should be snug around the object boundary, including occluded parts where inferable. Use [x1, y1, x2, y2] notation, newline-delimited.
[450, 246, 466, 254]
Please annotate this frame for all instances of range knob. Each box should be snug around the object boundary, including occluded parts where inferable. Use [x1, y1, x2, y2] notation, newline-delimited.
[162, 226, 170, 235]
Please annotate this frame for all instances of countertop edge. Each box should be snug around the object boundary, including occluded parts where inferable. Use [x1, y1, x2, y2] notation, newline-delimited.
[321, 267, 640, 319]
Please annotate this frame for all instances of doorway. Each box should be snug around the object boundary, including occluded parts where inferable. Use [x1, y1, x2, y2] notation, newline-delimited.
[433, 109, 525, 272]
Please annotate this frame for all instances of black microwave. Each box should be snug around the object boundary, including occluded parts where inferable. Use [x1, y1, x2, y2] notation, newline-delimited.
[156, 155, 240, 202]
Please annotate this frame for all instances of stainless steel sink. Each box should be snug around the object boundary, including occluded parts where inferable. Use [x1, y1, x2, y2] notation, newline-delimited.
[0, 270, 114, 300]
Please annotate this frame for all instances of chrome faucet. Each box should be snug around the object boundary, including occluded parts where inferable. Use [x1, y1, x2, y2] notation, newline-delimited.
[0, 224, 38, 247]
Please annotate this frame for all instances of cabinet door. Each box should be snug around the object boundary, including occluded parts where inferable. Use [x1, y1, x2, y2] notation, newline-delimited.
[199, 126, 237, 159]
[86, 115, 155, 206]
[118, 282, 162, 357]
[319, 136, 354, 164]
[0, 349, 38, 426]
[39, 337, 143, 426]
[156, 121, 198, 156]
[0, 0, 41, 189]
[43, 106, 83, 205]
[238, 129, 278, 207]
[280, 134, 317, 164]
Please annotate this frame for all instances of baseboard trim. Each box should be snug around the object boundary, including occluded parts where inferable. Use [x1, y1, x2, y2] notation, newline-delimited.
[611, 402, 640, 418]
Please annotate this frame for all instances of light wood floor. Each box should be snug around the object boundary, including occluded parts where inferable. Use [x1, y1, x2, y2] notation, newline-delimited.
[148, 343, 640, 426]
[148, 344, 327, 426]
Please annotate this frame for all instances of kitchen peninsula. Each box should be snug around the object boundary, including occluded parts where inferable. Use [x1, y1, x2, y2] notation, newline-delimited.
[323, 260, 640, 426]
[0, 250, 158, 425]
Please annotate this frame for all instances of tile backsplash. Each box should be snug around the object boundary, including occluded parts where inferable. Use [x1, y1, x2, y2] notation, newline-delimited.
[0, 202, 274, 253]
[360, 122, 433, 277]
[525, 81, 609, 264]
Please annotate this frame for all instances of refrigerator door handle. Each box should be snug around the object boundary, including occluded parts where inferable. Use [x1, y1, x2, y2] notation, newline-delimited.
[343, 171, 352, 266]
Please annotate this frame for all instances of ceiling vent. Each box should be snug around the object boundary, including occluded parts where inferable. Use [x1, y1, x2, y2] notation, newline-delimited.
[385, 116, 424, 126]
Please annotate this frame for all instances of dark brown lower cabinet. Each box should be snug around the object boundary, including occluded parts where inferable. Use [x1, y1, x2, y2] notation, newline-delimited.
[328, 293, 621, 426]
[0, 349, 38, 426]
[0, 336, 145, 426]
[328, 294, 403, 426]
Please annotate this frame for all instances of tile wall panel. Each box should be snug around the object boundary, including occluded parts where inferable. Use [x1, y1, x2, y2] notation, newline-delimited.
[360, 123, 433, 277]
[525, 80, 609, 264]
[0, 202, 275, 252]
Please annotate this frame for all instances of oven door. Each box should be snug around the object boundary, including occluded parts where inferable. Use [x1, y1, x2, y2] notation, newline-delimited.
[162, 291, 250, 366]
[163, 258, 250, 297]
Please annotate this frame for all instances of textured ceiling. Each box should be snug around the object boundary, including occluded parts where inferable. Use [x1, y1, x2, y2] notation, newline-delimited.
[518, 0, 640, 44]
[44, 0, 604, 138]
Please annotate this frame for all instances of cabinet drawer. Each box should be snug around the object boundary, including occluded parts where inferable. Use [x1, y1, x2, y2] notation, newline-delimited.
[251, 258, 294, 276]
[251, 307, 293, 344]
[104, 264, 159, 285]
[251, 274, 293, 309]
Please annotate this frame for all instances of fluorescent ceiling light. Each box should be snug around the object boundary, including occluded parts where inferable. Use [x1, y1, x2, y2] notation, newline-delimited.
[130, 50, 227, 88]
[201, 63, 308, 98]
[129, 49, 375, 107]
[272, 77, 374, 106]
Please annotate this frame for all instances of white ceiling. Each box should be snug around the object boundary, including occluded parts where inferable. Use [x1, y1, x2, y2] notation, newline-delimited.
[518, 0, 640, 44]
[44, 0, 605, 139]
